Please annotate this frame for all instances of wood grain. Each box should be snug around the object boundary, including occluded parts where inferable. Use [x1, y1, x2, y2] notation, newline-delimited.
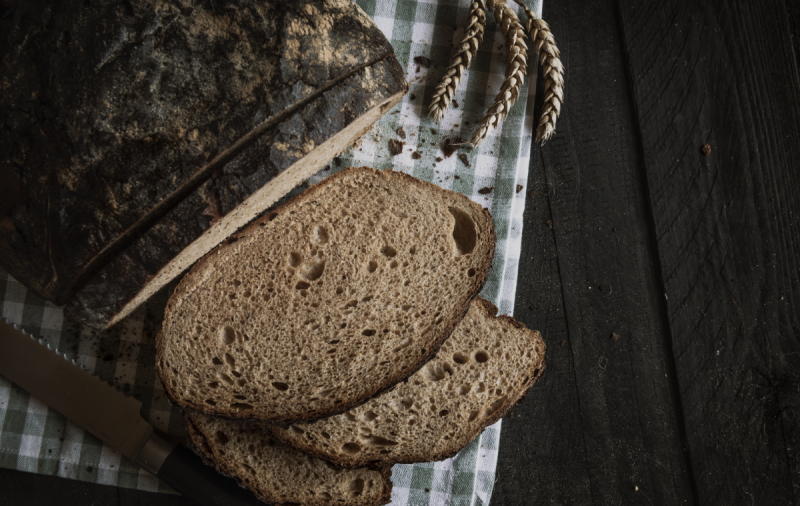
[617, 0, 800, 503]
[494, 0, 694, 504]
[492, 112, 593, 505]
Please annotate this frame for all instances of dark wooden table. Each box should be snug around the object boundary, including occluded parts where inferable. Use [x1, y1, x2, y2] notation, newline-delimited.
[2, 0, 799, 504]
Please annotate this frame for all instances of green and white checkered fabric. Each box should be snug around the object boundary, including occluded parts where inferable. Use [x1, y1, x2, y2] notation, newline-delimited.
[0, 0, 541, 504]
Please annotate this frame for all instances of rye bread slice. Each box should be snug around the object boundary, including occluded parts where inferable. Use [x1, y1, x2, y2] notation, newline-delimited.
[157, 167, 496, 425]
[185, 412, 392, 506]
[266, 298, 545, 469]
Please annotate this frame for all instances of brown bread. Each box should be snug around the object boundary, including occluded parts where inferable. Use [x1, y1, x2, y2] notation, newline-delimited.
[157, 167, 496, 425]
[185, 412, 392, 506]
[268, 297, 545, 468]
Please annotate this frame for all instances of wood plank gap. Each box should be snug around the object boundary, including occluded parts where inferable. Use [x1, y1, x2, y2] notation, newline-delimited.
[537, 148, 599, 506]
[784, 0, 800, 85]
[612, 0, 700, 503]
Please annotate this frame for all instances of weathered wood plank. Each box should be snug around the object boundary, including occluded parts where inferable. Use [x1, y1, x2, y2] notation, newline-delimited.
[617, 0, 800, 503]
[786, 1, 800, 73]
[494, 0, 694, 504]
[492, 131, 593, 505]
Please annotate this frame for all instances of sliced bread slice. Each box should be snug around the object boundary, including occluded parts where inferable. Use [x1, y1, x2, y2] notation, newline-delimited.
[157, 167, 496, 425]
[266, 297, 545, 469]
[185, 412, 392, 506]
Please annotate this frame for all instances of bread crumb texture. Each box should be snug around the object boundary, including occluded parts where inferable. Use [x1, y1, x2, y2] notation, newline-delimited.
[186, 412, 391, 506]
[269, 298, 546, 468]
[158, 167, 495, 424]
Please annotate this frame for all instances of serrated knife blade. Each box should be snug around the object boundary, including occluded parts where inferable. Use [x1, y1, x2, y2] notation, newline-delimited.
[0, 318, 261, 506]
[0, 319, 153, 461]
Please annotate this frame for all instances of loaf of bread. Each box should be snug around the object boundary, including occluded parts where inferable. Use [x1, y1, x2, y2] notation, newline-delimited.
[0, 0, 405, 329]
[157, 167, 496, 425]
[185, 412, 392, 506]
[266, 297, 545, 468]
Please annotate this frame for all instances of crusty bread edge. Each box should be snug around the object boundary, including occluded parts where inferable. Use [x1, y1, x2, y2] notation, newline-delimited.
[183, 412, 275, 505]
[183, 412, 393, 506]
[156, 166, 496, 426]
[265, 297, 546, 470]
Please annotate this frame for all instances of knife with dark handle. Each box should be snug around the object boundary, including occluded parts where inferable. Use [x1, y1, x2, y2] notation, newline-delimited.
[0, 318, 263, 506]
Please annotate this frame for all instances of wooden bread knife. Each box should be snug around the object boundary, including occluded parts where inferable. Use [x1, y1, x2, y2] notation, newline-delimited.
[0, 318, 262, 505]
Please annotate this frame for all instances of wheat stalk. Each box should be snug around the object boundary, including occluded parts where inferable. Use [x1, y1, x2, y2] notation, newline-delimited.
[428, 1, 487, 122]
[469, 0, 528, 147]
[517, 3, 564, 143]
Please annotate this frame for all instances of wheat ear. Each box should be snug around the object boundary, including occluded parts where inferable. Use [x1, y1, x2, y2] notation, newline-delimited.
[518, 4, 564, 143]
[428, 1, 487, 122]
[469, 0, 528, 147]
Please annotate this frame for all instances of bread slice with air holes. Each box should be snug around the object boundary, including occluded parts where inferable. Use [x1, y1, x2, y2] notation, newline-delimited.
[265, 297, 545, 469]
[184, 412, 392, 506]
[156, 166, 496, 425]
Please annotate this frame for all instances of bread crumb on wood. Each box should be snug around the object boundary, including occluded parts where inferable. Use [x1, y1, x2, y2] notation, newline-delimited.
[701, 144, 711, 155]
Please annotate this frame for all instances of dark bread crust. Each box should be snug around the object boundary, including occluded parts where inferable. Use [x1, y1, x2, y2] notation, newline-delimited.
[183, 413, 393, 506]
[1, 0, 407, 329]
[156, 167, 496, 426]
[264, 297, 546, 470]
